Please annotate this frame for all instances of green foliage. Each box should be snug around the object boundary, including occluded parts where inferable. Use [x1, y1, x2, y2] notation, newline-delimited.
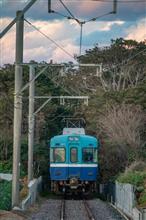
[0, 39, 146, 186]
[0, 161, 12, 173]
[0, 180, 12, 210]
[117, 171, 146, 187]
[33, 142, 49, 177]
[138, 192, 146, 207]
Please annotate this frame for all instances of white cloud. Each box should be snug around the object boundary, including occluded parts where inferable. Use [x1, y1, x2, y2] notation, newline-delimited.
[126, 18, 146, 42]
[83, 20, 125, 35]
[0, 17, 125, 65]
[0, 18, 16, 65]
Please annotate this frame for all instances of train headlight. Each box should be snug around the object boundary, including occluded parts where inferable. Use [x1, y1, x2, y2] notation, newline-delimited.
[68, 136, 79, 141]
[69, 137, 74, 141]
[69, 178, 78, 186]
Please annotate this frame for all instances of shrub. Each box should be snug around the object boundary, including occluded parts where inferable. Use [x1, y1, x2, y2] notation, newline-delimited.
[0, 180, 12, 210]
[138, 192, 146, 207]
[117, 171, 146, 187]
[0, 161, 12, 173]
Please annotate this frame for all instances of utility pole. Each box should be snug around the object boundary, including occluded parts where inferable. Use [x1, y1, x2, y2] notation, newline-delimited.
[12, 11, 24, 208]
[28, 65, 35, 182]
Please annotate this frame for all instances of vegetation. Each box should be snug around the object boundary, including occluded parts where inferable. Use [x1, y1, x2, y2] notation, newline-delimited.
[117, 161, 146, 207]
[0, 180, 12, 210]
[118, 171, 146, 187]
[0, 38, 146, 208]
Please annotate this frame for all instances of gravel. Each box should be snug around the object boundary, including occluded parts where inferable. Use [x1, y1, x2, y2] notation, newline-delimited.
[27, 199, 61, 220]
[65, 200, 89, 220]
[88, 199, 126, 220]
[26, 198, 126, 220]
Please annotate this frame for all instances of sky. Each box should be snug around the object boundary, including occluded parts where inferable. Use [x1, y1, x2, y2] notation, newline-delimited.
[0, 0, 146, 65]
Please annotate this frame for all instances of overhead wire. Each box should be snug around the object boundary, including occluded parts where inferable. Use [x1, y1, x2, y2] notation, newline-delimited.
[54, 0, 118, 55]
[24, 18, 76, 61]
[52, 10, 73, 19]
[48, 0, 145, 57]
[91, 0, 146, 2]
[85, 11, 114, 23]
[59, 0, 80, 24]
[112, 47, 146, 69]
[63, 0, 146, 1]
[97, 47, 146, 76]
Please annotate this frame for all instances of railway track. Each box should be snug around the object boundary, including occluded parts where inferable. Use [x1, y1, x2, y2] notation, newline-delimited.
[60, 197, 95, 220]
[83, 199, 95, 220]
[60, 198, 65, 220]
[27, 197, 128, 220]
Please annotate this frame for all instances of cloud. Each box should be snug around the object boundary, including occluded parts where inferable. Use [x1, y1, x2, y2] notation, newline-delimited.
[0, 18, 16, 65]
[1, 0, 146, 21]
[126, 18, 146, 42]
[83, 20, 124, 35]
[0, 17, 79, 65]
[0, 16, 145, 66]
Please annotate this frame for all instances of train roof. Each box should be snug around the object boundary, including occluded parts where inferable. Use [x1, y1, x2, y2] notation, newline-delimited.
[63, 128, 85, 135]
[50, 133, 98, 145]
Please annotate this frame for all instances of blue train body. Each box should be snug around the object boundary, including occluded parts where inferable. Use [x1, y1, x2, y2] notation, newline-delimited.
[49, 128, 100, 192]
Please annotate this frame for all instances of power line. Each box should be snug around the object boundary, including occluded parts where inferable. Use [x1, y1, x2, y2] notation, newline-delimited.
[53, 10, 73, 19]
[52, 0, 117, 55]
[59, 0, 80, 24]
[24, 18, 76, 61]
[55, 0, 145, 1]
[102, 47, 146, 73]
[85, 11, 114, 23]
[93, 0, 146, 2]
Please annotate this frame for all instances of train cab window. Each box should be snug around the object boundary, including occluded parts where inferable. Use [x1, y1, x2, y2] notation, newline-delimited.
[82, 148, 97, 163]
[93, 148, 98, 163]
[70, 148, 78, 163]
[54, 148, 65, 162]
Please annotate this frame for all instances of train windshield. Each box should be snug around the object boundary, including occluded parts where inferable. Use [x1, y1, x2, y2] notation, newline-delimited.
[51, 148, 65, 162]
[82, 148, 97, 163]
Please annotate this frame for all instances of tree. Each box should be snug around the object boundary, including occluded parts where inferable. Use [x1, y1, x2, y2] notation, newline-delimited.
[78, 38, 146, 92]
[98, 103, 145, 151]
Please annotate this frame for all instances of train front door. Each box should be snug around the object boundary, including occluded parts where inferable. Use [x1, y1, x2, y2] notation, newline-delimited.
[68, 145, 80, 179]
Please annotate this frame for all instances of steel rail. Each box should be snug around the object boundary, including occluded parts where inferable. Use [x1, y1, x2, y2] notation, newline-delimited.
[60, 198, 65, 220]
[83, 199, 95, 220]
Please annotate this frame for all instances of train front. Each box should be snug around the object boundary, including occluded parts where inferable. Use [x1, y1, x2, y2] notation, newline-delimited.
[49, 128, 100, 193]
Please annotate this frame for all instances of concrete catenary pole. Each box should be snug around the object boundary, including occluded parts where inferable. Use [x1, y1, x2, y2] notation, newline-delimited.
[28, 65, 35, 182]
[12, 11, 24, 208]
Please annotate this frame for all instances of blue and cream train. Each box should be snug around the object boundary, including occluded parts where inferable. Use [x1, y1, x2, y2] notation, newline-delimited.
[49, 128, 100, 193]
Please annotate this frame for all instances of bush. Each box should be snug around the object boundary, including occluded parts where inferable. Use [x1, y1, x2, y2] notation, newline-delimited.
[0, 161, 12, 173]
[138, 192, 146, 207]
[117, 166, 146, 207]
[117, 171, 146, 187]
[0, 180, 12, 210]
[125, 161, 146, 173]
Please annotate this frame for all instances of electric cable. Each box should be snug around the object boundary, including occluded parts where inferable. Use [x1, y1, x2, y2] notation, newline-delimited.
[59, 0, 81, 24]
[24, 18, 76, 61]
[53, 10, 73, 19]
[85, 11, 114, 23]
[92, 0, 146, 2]
[55, 0, 119, 55]
[100, 47, 146, 74]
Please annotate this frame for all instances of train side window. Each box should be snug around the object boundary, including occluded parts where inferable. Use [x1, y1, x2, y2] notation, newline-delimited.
[50, 148, 54, 162]
[54, 148, 65, 163]
[70, 148, 78, 163]
[82, 148, 93, 163]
